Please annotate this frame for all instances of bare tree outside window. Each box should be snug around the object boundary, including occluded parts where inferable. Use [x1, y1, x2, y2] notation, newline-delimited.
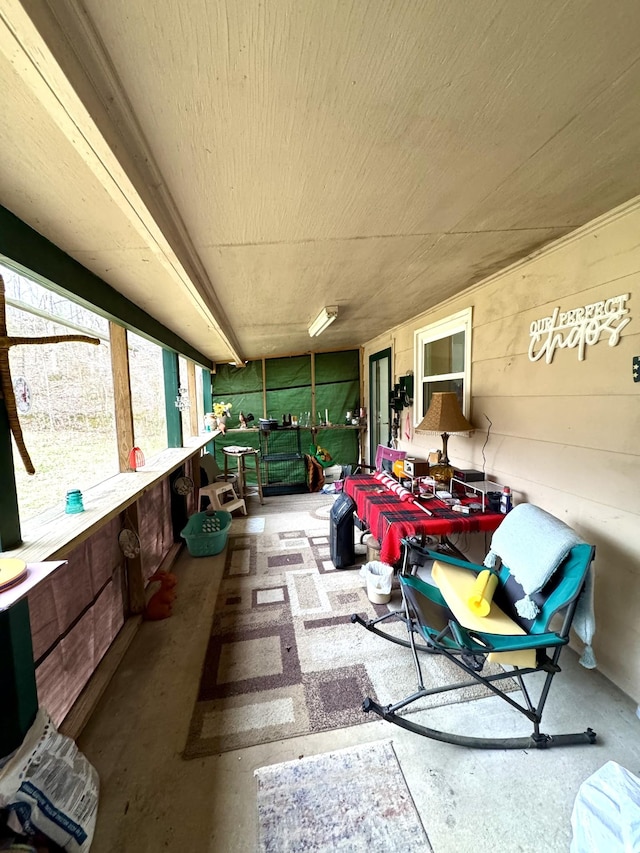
[3, 265, 118, 520]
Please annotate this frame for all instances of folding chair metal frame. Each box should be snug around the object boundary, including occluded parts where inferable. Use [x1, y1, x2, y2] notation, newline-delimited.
[351, 536, 597, 750]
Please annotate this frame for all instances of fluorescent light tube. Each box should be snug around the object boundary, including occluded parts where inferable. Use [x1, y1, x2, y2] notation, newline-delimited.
[308, 306, 338, 337]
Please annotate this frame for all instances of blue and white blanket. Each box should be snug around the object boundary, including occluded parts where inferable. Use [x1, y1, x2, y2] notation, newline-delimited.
[484, 503, 596, 667]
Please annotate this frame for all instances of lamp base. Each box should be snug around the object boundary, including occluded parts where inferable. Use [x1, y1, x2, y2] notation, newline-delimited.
[430, 464, 453, 485]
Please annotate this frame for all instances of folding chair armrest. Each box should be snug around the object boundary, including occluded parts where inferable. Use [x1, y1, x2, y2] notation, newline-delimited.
[400, 573, 447, 607]
[402, 538, 484, 573]
[422, 547, 483, 573]
[448, 620, 492, 652]
[451, 626, 568, 654]
[480, 630, 568, 651]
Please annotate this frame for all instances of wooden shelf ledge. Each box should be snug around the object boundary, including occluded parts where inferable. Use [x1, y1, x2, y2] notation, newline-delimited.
[3, 434, 213, 563]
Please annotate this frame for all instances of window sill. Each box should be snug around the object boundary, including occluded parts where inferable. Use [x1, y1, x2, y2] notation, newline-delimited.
[3, 434, 213, 563]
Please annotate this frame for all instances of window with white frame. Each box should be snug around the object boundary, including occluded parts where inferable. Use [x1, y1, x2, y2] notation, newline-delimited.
[414, 308, 472, 424]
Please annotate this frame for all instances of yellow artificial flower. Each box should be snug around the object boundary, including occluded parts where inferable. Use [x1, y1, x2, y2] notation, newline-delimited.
[213, 402, 232, 417]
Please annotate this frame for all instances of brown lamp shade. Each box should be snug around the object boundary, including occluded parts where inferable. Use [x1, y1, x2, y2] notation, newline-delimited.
[416, 392, 474, 466]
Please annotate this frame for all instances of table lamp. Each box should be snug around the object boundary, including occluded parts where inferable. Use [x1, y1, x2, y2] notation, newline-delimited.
[416, 392, 474, 481]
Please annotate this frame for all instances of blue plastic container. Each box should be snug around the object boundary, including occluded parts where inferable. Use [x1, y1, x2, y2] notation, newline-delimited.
[180, 510, 232, 556]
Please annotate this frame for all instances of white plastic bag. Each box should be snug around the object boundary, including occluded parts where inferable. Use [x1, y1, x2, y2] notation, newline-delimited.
[570, 761, 640, 852]
[0, 708, 99, 851]
[360, 561, 394, 603]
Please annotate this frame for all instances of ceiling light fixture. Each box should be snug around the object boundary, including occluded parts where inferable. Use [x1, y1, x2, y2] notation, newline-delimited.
[308, 306, 338, 337]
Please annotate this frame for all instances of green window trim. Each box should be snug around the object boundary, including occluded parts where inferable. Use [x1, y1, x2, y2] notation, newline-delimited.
[0, 205, 211, 369]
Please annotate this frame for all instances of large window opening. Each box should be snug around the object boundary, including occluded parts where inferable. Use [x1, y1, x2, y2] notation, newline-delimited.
[2, 264, 118, 520]
[128, 331, 167, 461]
[414, 308, 472, 424]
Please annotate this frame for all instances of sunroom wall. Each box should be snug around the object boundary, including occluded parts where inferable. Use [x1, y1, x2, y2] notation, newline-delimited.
[363, 197, 640, 704]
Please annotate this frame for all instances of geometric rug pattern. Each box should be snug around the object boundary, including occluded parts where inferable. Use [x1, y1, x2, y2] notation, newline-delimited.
[255, 739, 432, 852]
[184, 498, 511, 758]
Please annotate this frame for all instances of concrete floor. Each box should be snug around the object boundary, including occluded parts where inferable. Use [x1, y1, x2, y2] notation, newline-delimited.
[78, 496, 640, 852]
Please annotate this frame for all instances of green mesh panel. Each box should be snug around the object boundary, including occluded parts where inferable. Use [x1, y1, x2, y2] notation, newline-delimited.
[214, 361, 263, 395]
[265, 356, 313, 423]
[313, 428, 358, 465]
[265, 355, 312, 389]
[212, 362, 264, 426]
[315, 350, 360, 428]
[212, 351, 361, 475]
[315, 350, 359, 383]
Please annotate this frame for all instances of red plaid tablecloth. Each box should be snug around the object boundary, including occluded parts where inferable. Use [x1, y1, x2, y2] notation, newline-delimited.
[344, 474, 504, 564]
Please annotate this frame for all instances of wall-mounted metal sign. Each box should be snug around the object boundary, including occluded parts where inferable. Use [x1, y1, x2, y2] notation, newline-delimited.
[528, 293, 630, 364]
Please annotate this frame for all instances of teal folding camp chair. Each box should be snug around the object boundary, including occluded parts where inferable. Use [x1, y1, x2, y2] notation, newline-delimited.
[351, 503, 597, 749]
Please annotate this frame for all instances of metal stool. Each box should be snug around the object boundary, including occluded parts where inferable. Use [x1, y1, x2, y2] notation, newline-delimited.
[198, 482, 247, 515]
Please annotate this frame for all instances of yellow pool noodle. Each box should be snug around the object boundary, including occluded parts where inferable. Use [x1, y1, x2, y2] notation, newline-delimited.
[466, 570, 498, 617]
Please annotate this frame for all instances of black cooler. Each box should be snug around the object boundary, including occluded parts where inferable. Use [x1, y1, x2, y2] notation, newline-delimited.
[330, 493, 356, 569]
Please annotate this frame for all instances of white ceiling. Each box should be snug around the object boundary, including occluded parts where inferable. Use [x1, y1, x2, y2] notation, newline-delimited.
[2, 0, 640, 364]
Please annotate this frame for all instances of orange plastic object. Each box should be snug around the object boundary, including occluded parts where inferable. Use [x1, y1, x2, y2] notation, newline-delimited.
[128, 446, 145, 470]
[144, 570, 178, 621]
[392, 459, 405, 478]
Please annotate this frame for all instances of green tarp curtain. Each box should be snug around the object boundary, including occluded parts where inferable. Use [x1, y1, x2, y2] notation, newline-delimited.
[314, 351, 360, 465]
[211, 351, 361, 478]
[265, 355, 312, 424]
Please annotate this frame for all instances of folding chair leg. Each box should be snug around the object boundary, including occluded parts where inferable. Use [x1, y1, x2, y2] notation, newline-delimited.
[350, 611, 420, 652]
[362, 698, 596, 749]
[353, 588, 599, 750]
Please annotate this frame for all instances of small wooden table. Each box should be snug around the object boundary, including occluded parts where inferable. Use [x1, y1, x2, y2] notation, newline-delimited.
[222, 447, 264, 504]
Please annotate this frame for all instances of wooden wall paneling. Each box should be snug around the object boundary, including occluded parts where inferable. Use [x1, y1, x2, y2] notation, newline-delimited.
[109, 321, 135, 471]
[138, 478, 176, 577]
[161, 477, 175, 551]
[122, 502, 145, 615]
[58, 615, 141, 740]
[86, 515, 126, 634]
[30, 517, 128, 724]
[28, 554, 92, 671]
[57, 471, 186, 739]
[138, 485, 163, 582]
[35, 596, 113, 726]
[187, 359, 199, 437]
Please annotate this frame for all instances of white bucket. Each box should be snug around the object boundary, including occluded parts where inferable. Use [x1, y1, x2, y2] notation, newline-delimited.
[360, 560, 394, 604]
[323, 465, 342, 483]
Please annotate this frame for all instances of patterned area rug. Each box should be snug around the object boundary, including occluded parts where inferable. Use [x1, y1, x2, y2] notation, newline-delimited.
[255, 739, 431, 852]
[184, 495, 512, 757]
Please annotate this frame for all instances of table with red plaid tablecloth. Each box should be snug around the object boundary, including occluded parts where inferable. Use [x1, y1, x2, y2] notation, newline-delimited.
[344, 473, 504, 564]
